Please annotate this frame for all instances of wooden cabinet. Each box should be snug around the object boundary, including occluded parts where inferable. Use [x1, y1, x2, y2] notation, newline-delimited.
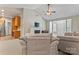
[14, 16, 20, 26]
[12, 31, 20, 38]
[12, 16, 21, 39]
[12, 16, 20, 27]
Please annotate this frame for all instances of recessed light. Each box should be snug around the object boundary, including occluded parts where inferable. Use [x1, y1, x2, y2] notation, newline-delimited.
[1, 10, 4, 12]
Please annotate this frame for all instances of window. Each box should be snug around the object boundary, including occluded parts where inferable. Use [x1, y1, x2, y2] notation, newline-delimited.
[49, 21, 53, 33]
[49, 19, 72, 36]
[66, 19, 72, 32]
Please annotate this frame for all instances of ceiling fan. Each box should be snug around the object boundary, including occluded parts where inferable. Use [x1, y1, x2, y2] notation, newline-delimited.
[46, 4, 56, 16]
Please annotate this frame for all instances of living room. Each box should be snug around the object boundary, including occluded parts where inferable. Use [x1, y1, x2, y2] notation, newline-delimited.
[0, 4, 79, 55]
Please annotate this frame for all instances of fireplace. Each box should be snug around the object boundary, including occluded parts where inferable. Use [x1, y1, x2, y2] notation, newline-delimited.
[34, 30, 40, 33]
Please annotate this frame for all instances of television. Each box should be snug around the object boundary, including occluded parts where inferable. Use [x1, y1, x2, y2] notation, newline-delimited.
[34, 22, 39, 27]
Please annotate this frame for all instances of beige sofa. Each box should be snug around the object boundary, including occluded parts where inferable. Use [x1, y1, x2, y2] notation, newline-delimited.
[58, 36, 79, 55]
[64, 32, 79, 36]
[23, 33, 59, 55]
[50, 37, 59, 55]
[27, 37, 50, 55]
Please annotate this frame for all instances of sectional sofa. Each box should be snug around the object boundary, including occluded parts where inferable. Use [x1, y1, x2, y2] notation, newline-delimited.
[58, 32, 79, 55]
[21, 33, 59, 55]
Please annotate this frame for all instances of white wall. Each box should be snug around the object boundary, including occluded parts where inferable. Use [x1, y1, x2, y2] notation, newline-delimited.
[21, 8, 46, 36]
[30, 16, 46, 33]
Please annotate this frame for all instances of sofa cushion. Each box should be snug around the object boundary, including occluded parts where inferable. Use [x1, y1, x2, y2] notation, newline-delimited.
[64, 32, 73, 36]
[73, 32, 79, 36]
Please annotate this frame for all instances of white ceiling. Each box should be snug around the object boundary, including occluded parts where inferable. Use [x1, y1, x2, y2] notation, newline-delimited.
[0, 4, 41, 18]
[0, 8, 23, 18]
[0, 4, 79, 20]
[35, 4, 79, 20]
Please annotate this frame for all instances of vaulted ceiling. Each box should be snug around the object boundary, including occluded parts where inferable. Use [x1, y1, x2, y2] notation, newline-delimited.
[35, 4, 79, 20]
[0, 4, 79, 20]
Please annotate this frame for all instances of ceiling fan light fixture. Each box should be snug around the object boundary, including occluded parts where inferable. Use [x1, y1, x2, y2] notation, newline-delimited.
[46, 4, 55, 16]
[47, 12, 52, 16]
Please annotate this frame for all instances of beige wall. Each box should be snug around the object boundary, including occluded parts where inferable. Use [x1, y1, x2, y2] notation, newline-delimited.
[71, 15, 79, 32]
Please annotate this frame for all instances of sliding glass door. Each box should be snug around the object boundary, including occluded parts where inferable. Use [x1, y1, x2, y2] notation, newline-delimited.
[53, 20, 66, 36]
[49, 19, 72, 36]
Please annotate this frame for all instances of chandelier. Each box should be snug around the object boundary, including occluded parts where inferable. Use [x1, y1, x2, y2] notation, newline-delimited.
[46, 4, 56, 16]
